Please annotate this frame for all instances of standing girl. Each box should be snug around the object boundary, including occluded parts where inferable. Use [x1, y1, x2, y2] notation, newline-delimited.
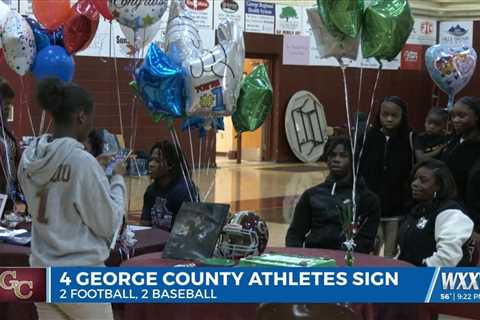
[18, 78, 126, 320]
[441, 96, 480, 231]
[359, 96, 414, 257]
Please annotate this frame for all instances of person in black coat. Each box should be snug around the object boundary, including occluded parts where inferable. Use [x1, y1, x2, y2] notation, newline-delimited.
[286, 136, 380, 253]
[398, 159, 474, 266]
[441, 96, 480, 232]
[359, 96, 414, 257]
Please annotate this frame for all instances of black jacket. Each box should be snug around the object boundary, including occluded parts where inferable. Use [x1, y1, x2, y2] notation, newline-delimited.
[359, 128, 413, 218]
[285, 176, 380, 253]
[466, 159, 480, 232]
[398, 200, 475, 267]
[442, 137, 480, 199]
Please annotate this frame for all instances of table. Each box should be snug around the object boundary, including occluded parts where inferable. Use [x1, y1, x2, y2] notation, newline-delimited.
[0, 228, 169, 320]
[119, 247, 418, 320]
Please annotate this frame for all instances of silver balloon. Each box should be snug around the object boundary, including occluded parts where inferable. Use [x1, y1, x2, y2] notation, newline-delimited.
[119, 19, 163, 56]
[185, 20, 245, 116]
[307, 8, 359, 62]
[165, 0, 202, 66]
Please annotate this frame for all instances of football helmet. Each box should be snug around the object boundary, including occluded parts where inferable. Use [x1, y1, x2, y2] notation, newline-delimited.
[216, 211, 269, 259]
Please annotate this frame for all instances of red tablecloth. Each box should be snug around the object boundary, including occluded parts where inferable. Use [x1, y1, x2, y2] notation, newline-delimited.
[119, 247, 417, 320]
[0, 228, 169, 320]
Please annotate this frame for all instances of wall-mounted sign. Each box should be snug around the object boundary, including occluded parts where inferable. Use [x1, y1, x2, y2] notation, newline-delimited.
[408, 18, 437, 46]
[283, 35, 310, 65]
[439, 20, 473, 47]
[245, 0, 275, 34]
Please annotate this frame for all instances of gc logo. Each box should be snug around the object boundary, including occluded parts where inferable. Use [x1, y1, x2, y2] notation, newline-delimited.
[0, 271, 33, 299]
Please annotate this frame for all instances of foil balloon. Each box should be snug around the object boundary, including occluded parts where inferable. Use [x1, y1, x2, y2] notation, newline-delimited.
[91, 0, 114, 20]
[1, 11, 36, 76]
[32, 45, 75, 82]
[108, 0, 168, 30]
[362, 0, 414, 61]
[426, 45, 477, 110]
[233, 64, 273, 134]
[317, 0, 363, 39]
[182, 117, 224, 138]
[165, 0, 202, 66]
[185, 20, 245, 116]
[119, 18, 162, 56]
[307, 8, 359, 61]
[0, 1, 10, 50]
[23, 16, 50, 52]
[135, 44, 184, 118]
[32, 0, 73, 31]
[64, 0, 100, 54]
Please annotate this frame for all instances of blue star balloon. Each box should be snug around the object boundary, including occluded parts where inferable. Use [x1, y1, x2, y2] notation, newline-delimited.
[135, 44, 185, 118]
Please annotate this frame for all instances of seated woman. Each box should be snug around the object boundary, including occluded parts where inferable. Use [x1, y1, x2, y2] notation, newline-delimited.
[286, 137, 380, 254]
[140, 141, 197, 231]
[398, 159, 474, 267]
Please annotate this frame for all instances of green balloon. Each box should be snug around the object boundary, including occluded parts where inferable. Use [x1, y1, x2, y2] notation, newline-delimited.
[233, 64, 273, 134]
[362, 0, 414, 61]
[317, 0, 364, 39]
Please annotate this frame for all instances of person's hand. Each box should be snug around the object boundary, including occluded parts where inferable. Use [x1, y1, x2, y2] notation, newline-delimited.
[113, 160, 128, 176]
[96, 154, 114, 168]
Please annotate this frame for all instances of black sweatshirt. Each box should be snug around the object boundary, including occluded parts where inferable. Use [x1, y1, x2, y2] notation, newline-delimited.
[441, 137, 480, 199]
[285, 176, 380, 253]
[359, 128, 413, 218]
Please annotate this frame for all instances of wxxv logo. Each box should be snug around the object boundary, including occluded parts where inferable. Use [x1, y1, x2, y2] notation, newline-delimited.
[442, 271, 480, 290]
[0, 268, 46, 302]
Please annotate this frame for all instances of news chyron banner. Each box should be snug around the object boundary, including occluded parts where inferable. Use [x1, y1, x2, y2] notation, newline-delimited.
[1, 268, 480, 303]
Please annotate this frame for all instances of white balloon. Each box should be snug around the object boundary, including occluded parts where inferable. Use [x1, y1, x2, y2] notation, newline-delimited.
[119, 19, 162, 56]
[0, 1, 11, 49]
[108, 0, 168, 30]
[185, 20, 245, 116]
[1, 11, 36, 76]
[165, 0, 202, 66]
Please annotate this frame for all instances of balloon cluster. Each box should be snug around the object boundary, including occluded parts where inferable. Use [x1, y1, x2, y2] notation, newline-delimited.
[309, 0, 414, 64]
[0, 0, 170, 80]
[132, 0, 270, 136]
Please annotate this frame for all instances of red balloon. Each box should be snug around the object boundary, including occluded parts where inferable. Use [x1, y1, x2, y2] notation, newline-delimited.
[75, 0, 100, 20]
[33, 0, 73, 31]
[91, 0, 113, 20]
[64, 0, 100, 54]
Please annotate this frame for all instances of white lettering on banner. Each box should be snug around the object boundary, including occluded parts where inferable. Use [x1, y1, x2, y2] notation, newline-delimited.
[162, 272, 244, 286]
[442, 272, 480, 290]
[352, 272, 399, 287]
[76, 272, 158, 286]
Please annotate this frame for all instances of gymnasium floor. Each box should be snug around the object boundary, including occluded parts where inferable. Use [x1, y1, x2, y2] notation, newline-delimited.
[127, 157, 329, 247]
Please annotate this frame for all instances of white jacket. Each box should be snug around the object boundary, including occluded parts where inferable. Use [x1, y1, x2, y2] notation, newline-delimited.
[18, 135, 126, 267]
[425, 209, 474, 267]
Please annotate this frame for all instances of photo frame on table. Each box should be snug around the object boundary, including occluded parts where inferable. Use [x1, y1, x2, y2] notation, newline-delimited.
[162, 202, 230, 260]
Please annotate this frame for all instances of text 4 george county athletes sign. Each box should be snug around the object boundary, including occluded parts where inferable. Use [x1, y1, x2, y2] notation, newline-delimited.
[46, 267, 480, 304]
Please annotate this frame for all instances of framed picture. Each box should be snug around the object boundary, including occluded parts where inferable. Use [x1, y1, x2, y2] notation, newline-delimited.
[0, 194, 8, 220]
